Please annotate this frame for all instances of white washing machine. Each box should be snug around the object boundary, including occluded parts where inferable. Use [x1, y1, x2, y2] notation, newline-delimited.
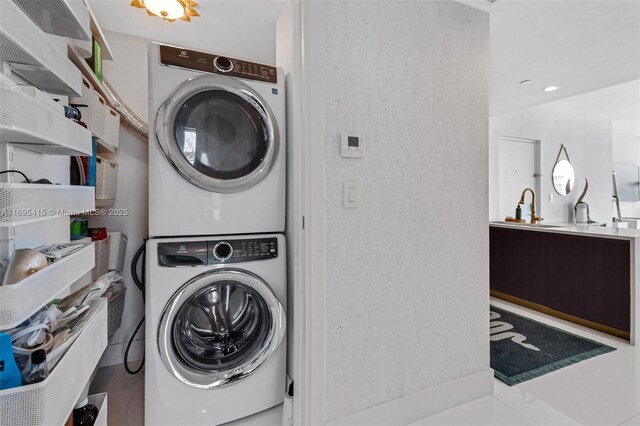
[148, 43, 285, 237]
[145, 234, 287, 426]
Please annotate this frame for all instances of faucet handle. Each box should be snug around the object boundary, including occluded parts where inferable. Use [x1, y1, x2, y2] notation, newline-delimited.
[535, 216, 544, 222]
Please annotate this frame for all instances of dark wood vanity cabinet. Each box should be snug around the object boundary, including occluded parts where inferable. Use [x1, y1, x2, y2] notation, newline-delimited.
[490, 226, 631, 336]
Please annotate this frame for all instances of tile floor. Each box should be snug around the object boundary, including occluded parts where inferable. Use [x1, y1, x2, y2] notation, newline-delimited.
[93, 297, 640, 425]
[414, 298, 640, 426]
[90, 363, 144, 426]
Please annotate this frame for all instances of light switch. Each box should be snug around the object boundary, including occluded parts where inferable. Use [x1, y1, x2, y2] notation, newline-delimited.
[343, 181, 359, 208]
[340, 134, 364, 158]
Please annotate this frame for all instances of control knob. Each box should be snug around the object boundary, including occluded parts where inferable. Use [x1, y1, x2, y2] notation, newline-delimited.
[214, 56, 234, 73]
[213, 241, 233, 261]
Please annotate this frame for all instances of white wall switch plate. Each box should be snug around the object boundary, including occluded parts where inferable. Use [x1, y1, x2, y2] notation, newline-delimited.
[340, 134, 364, 158]
[343, 181, 359, 208]
[549, 194, 554, 202]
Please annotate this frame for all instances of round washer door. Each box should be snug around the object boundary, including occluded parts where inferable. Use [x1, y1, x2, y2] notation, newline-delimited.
[157, 269, 286, 389]
[155, 74, 279, 193]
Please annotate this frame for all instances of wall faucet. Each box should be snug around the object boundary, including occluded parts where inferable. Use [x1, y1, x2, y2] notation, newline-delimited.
[519, 188, 543, 224]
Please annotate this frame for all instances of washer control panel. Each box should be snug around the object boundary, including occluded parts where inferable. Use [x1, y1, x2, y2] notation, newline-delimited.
[158, 238, 278, 267]
[159, 44, 277, 84]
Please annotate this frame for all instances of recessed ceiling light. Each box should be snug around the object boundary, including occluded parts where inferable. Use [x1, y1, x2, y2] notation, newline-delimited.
[520, 80, 532, 85]
[543, 86, 559, 92]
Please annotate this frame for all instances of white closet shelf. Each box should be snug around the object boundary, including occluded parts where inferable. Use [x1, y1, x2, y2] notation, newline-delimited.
[0, 183, 95, 228]
[0, 298, 108, 426]
[11, 0, 91, 41]
[0, 84, 93, 156]
[0, 0, 82, 96]
[0, 243, 95, 329]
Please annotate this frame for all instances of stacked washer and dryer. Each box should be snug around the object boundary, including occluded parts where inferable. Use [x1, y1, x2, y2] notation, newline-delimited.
[145, 43, 287, 426]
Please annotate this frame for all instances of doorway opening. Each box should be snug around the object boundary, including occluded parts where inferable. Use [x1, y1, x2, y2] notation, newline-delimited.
[498, 136, 541, 221]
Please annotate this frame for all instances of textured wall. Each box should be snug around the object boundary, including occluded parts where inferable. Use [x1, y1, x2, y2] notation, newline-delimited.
[322, 2, 490, 421]
[489, 107, 613, 223]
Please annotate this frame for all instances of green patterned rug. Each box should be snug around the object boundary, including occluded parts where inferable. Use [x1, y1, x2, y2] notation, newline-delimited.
[490, 306, 616, 385]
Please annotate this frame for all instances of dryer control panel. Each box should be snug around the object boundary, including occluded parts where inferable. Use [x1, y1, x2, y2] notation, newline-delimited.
[159, 44, 277, 84]
[158, 238, 278, 267]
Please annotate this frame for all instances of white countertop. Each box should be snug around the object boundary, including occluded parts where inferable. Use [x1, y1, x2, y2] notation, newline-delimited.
[490, 221, 640, 241]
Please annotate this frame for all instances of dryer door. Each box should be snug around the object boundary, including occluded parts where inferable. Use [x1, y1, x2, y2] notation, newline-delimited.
[155, 74, 278, 193]
[157, 269, 286, 389]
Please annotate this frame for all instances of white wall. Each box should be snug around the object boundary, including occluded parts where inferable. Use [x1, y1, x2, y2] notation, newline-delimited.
[91, 126, 148, 366]
[614, 132, 640, 164]
[490, 106, 613, 223]
[82, 31, 149, 366]
[102, 31, 150, 121]
[613, 132, 640, 217]
[317, 1, 491, 422]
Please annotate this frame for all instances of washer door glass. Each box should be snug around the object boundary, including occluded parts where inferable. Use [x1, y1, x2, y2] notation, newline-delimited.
[158, 269, 285, 389]
[156, 74, 278, 193]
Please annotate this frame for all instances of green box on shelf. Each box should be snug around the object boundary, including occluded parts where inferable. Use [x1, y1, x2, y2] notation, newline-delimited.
[86, 37, 103, 82]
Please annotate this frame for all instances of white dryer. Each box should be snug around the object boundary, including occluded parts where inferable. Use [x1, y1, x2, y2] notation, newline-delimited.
[148, 43, 285, 237]
[145, 234, 287, 425]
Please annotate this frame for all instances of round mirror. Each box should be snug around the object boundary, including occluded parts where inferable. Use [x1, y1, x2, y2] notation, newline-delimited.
[552, 159, 575, 195]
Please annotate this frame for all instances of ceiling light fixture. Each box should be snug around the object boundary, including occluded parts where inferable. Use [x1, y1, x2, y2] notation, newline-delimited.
[543, 86, 559, 92]
[131, 0, 199, 23]
[520, 80, 532, 85]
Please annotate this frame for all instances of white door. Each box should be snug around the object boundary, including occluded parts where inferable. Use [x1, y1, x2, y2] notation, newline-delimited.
[499, 137, 540, 221]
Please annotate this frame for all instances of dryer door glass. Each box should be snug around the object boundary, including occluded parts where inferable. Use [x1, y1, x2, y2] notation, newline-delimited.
[174, 91, 269, 180]
[156, 74, 278, 194]
[158, 269, 285, 388]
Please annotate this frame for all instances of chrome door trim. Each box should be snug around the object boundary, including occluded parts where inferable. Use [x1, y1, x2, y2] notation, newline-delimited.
[155, 74, 278, 193]
[157, 268, 286, 389]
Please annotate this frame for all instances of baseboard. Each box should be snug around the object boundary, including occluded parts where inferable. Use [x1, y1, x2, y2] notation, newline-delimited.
[327, 369, 494, 426]
[98, 339, 145, 368]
